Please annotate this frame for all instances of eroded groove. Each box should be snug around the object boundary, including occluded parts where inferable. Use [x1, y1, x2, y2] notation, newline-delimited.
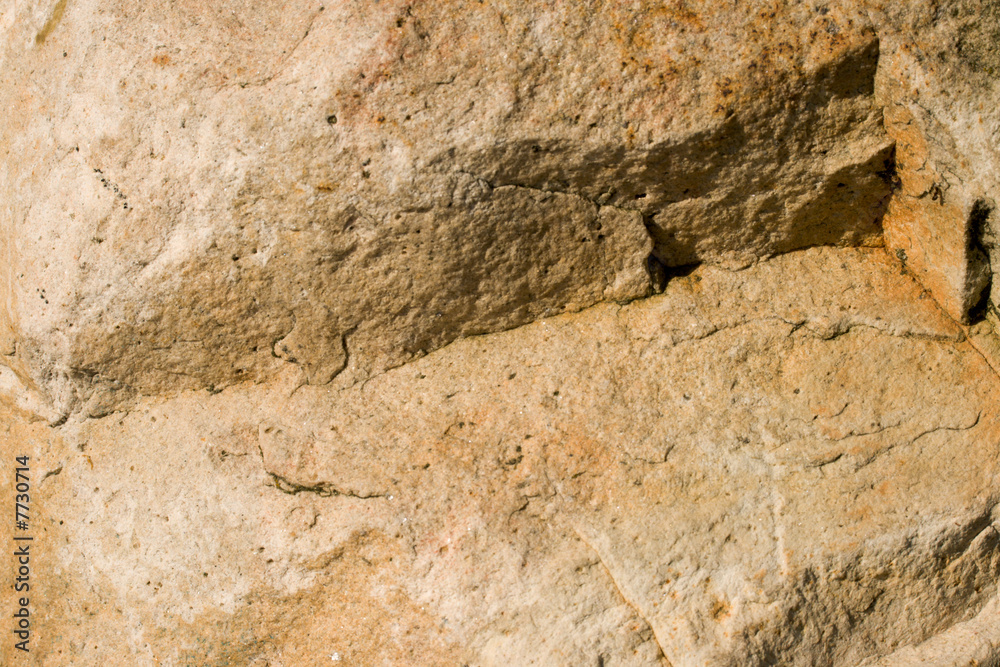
[854, 412, 982, 471]
[256, 442, 386, 499]
[572, 527, 674, 667]
[968, 199, 995, 324]
[266, 472, 386, 499]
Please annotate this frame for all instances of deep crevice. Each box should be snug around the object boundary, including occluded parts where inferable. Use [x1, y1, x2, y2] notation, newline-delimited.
[967, 199, 994, 324]
[657, 259, 701, 284]
[646, 254, 668, 294]
[266, 472, 386, 500]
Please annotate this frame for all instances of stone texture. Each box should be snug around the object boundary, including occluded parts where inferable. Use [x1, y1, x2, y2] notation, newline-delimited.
[4, 247, 1000, 666]
[871, 595, 1000, 667]
[0, 0, 894, 418]
[3, 1, 1000, 665]
[871, 0, 1000, 322]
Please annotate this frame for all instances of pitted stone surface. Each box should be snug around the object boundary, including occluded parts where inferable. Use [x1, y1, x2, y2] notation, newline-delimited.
[3, 2, 1000, 665]
[0, 0, 893, 416]
[4, 248, 1000, 666]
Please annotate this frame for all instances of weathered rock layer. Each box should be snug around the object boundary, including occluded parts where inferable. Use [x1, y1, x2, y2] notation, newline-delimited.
[4, 247, 1000, 666]
[1, 0, 901, 417]
[2, 1, 1000, 665]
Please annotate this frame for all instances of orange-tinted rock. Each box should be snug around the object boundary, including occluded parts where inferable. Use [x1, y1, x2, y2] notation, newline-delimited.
[0, 0, 892, 418]
[4, 248, 1000, 666]
[4, 1, 1000, 665]
[872, 0, 999, 323]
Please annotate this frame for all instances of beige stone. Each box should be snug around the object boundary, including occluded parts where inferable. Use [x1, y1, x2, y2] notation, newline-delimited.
[3, 1, 1000, 665]
[0, 0, 894, 417]
[4, 247, 1000, 666]
[871, 0, 1000, 322]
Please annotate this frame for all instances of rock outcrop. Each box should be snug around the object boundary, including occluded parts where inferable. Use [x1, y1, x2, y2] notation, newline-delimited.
[1, 0, 896, 418]
[2, 1, 1000, 665]
[5, 247, 1000, 666]
[872, 0, 1000, 324]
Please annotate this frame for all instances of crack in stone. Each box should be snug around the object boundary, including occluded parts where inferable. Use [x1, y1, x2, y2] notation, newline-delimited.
[39, 465, 63, 484]
[854, 412, 982, 471]
[829, 419, 906, 442]
[195, 5, 325, 92]
[255, 442, 386, 499]
[458, 171, 645, 219]
[572, 527, 674, 667]
[265, 471, 386, 499]
[51, 242, 972, 427]
[670, 317, 958, 349]
[964, 326, 1000, 381]
[339, 281, 964, 398]
[326, 325, 357, 385]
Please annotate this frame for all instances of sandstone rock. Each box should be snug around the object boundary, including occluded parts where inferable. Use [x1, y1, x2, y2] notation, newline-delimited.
[4, 247, 1000, 666]
[0, 0, 893, 417]
[3, 1, 1000, 665]
[871, 596, 1000, 667]
[870, 0, 1000, 322]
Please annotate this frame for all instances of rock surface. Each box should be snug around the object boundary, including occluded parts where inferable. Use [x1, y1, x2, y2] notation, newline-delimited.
[4, 247, 1000, 666]
[0, 0, 895, 417]
[872, 0, 1000, 322]
[2, 1, 1000, 666]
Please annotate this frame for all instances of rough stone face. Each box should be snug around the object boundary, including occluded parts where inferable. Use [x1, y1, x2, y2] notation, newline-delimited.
[871, 0, 1000, 322]
[0, 0, 894, 417]
[871, 596, 1000, 667]
[4, 247, 1000, 666]
[3, 1, 1000, 665]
